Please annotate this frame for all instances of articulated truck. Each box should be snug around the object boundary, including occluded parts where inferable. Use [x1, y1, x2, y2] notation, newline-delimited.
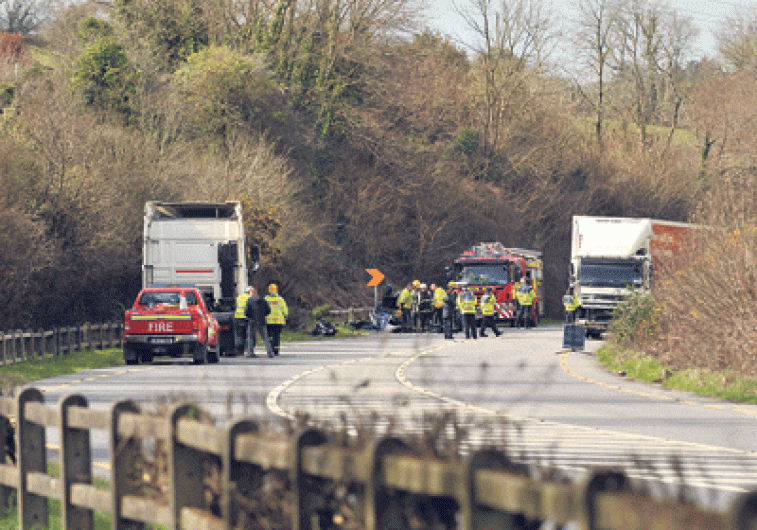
[141, 201, 258, 356]
[570, 216, 694, 338]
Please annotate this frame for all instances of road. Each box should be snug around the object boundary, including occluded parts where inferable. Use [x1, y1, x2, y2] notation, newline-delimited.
[29, 325, 757, 511]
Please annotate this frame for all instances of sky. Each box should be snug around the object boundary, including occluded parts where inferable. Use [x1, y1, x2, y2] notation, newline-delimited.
[427, 0, 754, 60]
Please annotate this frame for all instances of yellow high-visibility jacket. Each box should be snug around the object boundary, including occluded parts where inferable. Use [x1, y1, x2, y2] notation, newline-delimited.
[265, 294, 288, 325]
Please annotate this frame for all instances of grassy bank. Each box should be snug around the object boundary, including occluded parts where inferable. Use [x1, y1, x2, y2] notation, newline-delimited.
[597, 342, 757, 404]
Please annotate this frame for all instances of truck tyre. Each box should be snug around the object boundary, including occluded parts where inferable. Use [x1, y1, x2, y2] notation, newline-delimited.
[124, 346, 139, 365]
[141, 349, 154, 364]
[207, 345, 219, 364]
[193, 343, 208, 365]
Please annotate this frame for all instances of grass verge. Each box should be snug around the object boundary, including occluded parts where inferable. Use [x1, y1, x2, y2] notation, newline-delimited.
[597, 342, 757, 404]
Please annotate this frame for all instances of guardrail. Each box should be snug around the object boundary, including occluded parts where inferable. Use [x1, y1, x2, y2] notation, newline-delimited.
[1, 387, 756, 529]
[0, 323, 123, 365]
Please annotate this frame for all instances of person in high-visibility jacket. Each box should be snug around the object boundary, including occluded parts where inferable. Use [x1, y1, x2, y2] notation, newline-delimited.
[432, 284, 445, 332]
[457, 287, 478, 339]
[479, 287, 502, 337]
[516, 278, 536, 328]
[265, 284, 288, 356]
[397, 283, 413, 329]
[234, 287, 253, 355]
[563, 288, 580, 324]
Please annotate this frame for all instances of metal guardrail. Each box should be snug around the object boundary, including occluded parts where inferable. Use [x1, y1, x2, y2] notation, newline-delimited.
[0, 323, 123, 365]
[0, 388, 756, 529]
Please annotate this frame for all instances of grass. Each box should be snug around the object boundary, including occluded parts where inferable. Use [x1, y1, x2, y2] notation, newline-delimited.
[597, 342, 757, 404]
[0, 463, 113, 530]
[0, 349, 125, 389]
[0, 323, 368, 389]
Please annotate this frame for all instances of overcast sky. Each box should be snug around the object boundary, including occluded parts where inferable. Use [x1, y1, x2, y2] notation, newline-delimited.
[427, 0, 750, 60]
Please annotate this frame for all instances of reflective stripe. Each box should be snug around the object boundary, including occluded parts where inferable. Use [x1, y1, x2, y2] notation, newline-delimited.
[131, 314, 192, 321]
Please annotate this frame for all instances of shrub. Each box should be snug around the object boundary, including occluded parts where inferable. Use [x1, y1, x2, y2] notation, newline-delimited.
[609, 289, 660, 348]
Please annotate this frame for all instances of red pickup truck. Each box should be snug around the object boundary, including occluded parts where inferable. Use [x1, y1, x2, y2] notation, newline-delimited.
[123, 286, 220, 365]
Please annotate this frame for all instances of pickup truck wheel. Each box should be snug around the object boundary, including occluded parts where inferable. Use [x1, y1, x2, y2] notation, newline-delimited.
[124, 346, 139, 365]
[207, 346, 219, 364]
[193, 343, 208, 365]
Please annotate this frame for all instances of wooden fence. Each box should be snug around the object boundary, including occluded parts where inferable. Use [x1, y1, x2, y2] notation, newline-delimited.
[1, 387, 756, 529]
[0, 323, 123, 365]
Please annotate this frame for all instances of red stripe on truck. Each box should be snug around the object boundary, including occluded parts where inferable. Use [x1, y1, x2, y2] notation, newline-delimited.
[176, 269, 214, 274]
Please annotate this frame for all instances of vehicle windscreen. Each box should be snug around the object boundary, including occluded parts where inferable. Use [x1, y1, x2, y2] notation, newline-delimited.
[578, 259, 643, 288]
[138, 291, 198, 306]
[456, 264, 510, 285]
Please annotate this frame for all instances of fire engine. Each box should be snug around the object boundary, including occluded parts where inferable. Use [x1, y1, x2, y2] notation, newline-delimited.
[451, 243, 544, 327]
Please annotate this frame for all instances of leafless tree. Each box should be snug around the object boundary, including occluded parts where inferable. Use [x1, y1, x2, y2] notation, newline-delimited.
[0, 0, 47, 34]
[456, 0, 557, 157]
[716, 5, 757, 71]
[571, 0, 623, 151]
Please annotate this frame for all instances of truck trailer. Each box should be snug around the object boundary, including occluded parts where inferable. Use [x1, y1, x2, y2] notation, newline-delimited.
[142, 201, 257, 356]
[570, 215, 694, 338]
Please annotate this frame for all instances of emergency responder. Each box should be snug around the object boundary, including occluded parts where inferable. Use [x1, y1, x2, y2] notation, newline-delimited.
[245, 286, 272, 357]
[265, 284, 288, 356]
[479, 287, 501, 337]
[234, 286, 253, 355]
[397, 283, 413, 330]
[443, 282, 458, 339]
[458, 287, 478, 339]
[417, 283, 433, 332]
[411, 280, 421, 330]
[432, 283, 445, 332]
[563, 288, 580, 324]
[516, 277, 536, 328]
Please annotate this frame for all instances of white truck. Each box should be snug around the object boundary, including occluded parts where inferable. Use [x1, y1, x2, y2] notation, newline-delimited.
[569, 215, 694, 338]
[142, 201, 258, 356]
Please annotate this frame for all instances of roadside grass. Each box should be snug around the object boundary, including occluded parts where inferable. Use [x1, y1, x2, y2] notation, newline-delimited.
[0, 463, 113, 530]
[598, 342, 757, 404]
[0, 323, 368, 388]
[0, 349, 125, 388]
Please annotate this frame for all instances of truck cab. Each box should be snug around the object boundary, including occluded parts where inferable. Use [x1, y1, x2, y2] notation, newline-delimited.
[141, 201, 257, 356]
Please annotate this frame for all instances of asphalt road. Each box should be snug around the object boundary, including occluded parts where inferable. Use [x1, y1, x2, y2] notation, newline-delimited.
[28, 325, 757, 511]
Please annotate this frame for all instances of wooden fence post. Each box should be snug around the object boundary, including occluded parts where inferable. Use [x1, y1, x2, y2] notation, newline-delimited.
[60, 393, 94, 529]
[17, 387, 48, 529]
[110, 400, 145, 530]
[168, 404, 207, 529]
[365, 437, 409, 530]
[463, 449, 518, 530]
[293, 429, 329, 530]
[221, 418, 258, 530]
[17, 330, 24, 362]
[0, 403, 14, 510]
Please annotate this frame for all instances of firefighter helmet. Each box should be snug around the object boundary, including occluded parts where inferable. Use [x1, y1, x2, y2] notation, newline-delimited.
[268, 284, 278, 294]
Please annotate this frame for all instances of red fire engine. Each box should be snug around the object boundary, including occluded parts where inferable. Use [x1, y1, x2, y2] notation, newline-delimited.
[452, 243, 544, 326]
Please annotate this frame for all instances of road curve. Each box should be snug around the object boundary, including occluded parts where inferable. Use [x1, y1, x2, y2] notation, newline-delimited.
[28, 325, 757, 509]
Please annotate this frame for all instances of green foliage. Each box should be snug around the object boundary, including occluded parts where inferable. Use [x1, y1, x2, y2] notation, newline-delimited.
[114, 0, 209, 68]
[0, 82, 14, 107]
[173, 46, 273, 136]
[78, 17, 113, 44]
[72, 38, 139, 121]
[312, 304, 332, 319]
[0, 349, 124, 388]
[609, 289, 661, 348]
[448, 128, 480, 157]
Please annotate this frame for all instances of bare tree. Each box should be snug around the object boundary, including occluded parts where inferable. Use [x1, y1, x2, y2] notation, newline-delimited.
[571, 0, 623, 151]
[0, 0, 46, 34]
[456, 0, 557, 156]
[716, 5, 757, 71]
